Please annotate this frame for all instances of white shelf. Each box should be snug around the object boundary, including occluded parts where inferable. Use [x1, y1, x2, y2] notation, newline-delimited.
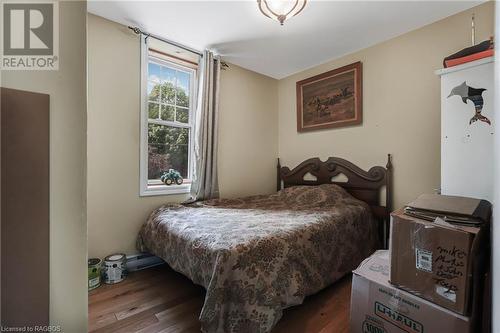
[435, 56, 494, 76]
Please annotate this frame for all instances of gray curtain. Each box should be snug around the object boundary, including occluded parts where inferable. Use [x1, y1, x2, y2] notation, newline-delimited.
[190, 50, 221, 201]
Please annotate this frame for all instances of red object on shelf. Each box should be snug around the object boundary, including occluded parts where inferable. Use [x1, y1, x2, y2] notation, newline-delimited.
[444, 49, 494, 68]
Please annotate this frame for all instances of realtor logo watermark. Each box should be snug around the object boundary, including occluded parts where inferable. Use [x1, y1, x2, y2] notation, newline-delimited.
[1, 1, 59, 70]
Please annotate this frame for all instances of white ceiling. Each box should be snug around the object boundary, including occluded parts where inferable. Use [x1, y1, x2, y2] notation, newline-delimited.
[88, 1, 483, 79]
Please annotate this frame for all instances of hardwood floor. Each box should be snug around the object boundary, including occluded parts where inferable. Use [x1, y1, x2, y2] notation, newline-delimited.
[89, 265, 352, 333]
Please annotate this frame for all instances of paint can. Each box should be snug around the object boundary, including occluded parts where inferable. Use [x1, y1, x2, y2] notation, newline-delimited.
[88, 258, 102, 291]
[102, 253, 127, 284]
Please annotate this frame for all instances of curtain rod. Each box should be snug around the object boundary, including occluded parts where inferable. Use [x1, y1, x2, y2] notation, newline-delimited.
[128, 26, 203, 57]
[128, 26, 229, 69]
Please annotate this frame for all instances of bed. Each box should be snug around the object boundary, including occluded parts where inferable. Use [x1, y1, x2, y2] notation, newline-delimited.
[137, 155, 392, 333]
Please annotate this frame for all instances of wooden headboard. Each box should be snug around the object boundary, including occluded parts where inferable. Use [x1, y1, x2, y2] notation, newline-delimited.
[277, 155, 393, 247]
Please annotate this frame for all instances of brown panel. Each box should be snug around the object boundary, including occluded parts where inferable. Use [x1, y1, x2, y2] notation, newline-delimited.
[1, 87, 49, 326]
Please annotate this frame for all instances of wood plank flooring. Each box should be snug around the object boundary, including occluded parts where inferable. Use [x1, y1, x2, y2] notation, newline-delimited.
[89, 265, 351, 333]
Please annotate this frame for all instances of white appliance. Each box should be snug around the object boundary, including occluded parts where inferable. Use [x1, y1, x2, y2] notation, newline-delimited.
[436, 57, 494, 203]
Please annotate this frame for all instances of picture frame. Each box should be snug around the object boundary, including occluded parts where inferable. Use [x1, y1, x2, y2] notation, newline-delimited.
[296, 61, 362, 132]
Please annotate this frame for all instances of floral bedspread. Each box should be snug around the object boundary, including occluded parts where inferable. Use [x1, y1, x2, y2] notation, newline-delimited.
[137, 184, 378, 333]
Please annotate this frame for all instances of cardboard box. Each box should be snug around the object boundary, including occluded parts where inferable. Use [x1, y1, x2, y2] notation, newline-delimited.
[350, 250, 471, 333]
[389, 210, 480, 315]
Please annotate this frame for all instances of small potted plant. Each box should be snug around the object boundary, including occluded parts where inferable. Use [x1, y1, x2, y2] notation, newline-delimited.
[160, 169, 183, 185]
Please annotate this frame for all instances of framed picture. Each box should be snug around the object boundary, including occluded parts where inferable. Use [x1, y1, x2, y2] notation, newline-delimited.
[296, 61, 362, 132]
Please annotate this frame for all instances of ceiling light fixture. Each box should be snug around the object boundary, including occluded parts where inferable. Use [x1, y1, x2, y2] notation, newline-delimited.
[257, 0, 307, 26]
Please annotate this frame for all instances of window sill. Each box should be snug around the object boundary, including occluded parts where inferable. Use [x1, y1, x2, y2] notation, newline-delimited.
[140, 183, 191, 197]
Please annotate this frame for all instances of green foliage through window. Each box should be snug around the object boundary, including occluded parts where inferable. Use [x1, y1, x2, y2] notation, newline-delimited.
[148, 124, 189, 180]
[148, 82, 190, 123]
[146, 59, 194, 182]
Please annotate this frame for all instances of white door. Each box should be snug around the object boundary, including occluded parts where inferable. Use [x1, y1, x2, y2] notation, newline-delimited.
[440, 59, 494, 202]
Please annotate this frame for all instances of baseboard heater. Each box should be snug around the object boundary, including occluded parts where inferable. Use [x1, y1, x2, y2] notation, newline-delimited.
[126, 253, 164, 272]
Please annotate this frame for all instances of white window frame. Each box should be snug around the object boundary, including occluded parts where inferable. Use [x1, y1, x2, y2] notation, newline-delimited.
[140, 36, 197, 196]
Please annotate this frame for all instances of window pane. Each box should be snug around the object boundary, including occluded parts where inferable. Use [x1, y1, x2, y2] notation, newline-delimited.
[161, 105, 175, 122]
[177, 71, 190, 107]
[148, 81, 160, 102]
[176, 107, 189, 124]
[161, 66, 176, 85]
[148, 103, 159, 119]
[161, 82, 176, 104]
[148, 124, 189, 180]
[148, 63, 161, 82]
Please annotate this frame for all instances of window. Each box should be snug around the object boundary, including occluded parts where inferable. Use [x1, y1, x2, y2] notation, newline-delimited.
[140, 39, 197, 196]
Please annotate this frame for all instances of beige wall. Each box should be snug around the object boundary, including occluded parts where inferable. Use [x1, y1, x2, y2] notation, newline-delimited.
[87, 14, 278, 259]
[278, 2, 494, 210]
[218, 63, 278, 198]
[1, 1, 87, 331]
[87, 14, 182, 259]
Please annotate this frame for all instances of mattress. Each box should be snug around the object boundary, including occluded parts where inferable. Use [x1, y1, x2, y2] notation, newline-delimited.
[137, 184, 378, 333]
